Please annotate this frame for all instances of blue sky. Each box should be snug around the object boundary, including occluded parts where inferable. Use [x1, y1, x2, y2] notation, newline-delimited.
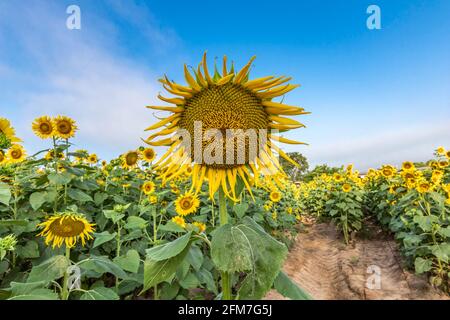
[0, 0, 449, 170]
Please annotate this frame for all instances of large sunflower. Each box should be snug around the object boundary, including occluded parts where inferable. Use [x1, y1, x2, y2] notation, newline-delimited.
[0, 117, 21, 145]
[32, 116, 54, 139]
[53, 116, 77, 139]
[37, 213, 95, 249]
[145, 53, 308, 200]
[6, 144, 26, 163]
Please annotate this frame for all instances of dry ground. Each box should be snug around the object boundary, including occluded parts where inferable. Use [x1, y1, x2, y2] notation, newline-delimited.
[266, 221, 448, 300]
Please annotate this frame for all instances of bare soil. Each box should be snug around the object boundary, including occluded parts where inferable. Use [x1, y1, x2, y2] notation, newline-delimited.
[266, 221, 448, 300]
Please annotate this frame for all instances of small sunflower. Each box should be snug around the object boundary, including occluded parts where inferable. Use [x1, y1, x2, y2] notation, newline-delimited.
[342, 183, 352, 193]
[436, 146, 445, 155]
[32, 116, 54, 139]
[175, 192, 200, 216]
[172, 216, 186, 228]
[141, 147, 156, 162]
[192, 221, 206, 233]
[416, 181, 431, 194]
[87, 153, 98, 164]
[53, 116, 77, 139]
[149, 195, 158, 204]
[381, 165, 395, 178]
[6, 144, 26, 163]
[333, 173, 343, 182]
[145, 53, 308, 201]
[438, 160, 448, 168]
[0, 117, 21, 144]
[45, 149, 65, 161]
[122, 150, 140, 169]
[269, 190, 282, 202]
[446, 150, 450, 159]
[37, 213, 95, 249]
[0, 150, 6, 165]
[142, 181, 156, 195]
[402, 161, 414, 171]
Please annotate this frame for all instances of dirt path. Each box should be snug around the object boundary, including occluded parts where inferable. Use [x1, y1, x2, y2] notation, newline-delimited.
[266, 222, 448, 300]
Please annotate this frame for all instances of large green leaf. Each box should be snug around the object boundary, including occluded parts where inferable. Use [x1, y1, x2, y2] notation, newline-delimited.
[146, 232, 192, 261]
[114, 249, 140, 273]
[16, 240, 40, 258]
[212, 217, 288, 299]
[142, 245, 191, 293]
[0, 219, 28, 227]
[0, 182, 11, 206]
[27, 255, 70, 283]
[124, 216, 148, 229]
[29, 192, 47, 210]
[48, 172, 72, 185]
[8, 288, 59, 300]
[92, 231, 117, 248]
[414, 257, 433, 274]
[273, 271, 312, 300]
[233, 203, 249, 219]
[67, 188, 93, 203]
[80, 287, 119, 300]
[430, 244, 450, 263]
[78, 255, 128, 279]
[10, 281, 46, 296]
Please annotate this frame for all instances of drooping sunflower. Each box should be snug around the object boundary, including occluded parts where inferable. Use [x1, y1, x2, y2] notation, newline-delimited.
[142, 181, 156, 195]
[121, 150, 140, 169]
[32, 116, 54, 139]
[269, 190, 282, 203]
[145, 53, 308, 200]
[192, 221, 206, 233]
[87, 153, 98, 164]
[141, 147, 156, 163]
[53, 116, 77, 139]
[175, 192, 200, 216]
[36, 213, 95, 249]
[0, 117, 21, 144]
[6, 144, 26, 163]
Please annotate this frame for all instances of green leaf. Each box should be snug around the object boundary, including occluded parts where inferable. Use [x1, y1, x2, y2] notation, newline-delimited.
[67, 188, 93, 203]
[159, 221, 185, 233]
[48, 172, 72, 185]
[103, 210, 125, 224]
[124, 216, 148, 229]
[78, 255, 128, 279]
[92, 231, 117, 248]
[94, 192, 109, 206]
[414, 257, 433, 274]
[29, 192, 47, 210]
[80, 287, 119, 300]
[179, 272, 199, 289]
[10, 281, 46, 296]
[430, 244, 450, 263]
[413, 215, 439, 232]
[16, 241, 40, 259]
[8, 288, 59, 300]
[0, 219, 28, 227]
[0, 182, 11, 206]
[196, 269, 217, 295]
[273, 271, 312, 300]
[212, 217, 288, 300]
[233, 203, 249, 219]
[114, 249, 140, 273]
[437, 226, 450, 238]
[27, 255, 70, 283]
[186, 245, 204, 272]
[146, 232, 192, 261]
[142, 245, 191, 293]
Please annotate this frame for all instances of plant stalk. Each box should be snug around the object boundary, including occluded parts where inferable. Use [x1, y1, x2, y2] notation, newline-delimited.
[218, 187, 232, 300]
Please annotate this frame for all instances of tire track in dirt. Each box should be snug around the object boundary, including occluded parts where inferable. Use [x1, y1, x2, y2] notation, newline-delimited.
[266, 222, 448, 300]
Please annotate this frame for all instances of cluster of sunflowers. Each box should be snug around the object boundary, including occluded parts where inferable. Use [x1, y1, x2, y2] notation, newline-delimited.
[0, 118, 26, 166]
[0, 53, 312, 301]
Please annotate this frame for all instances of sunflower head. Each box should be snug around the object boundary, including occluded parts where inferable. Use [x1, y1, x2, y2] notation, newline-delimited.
[402, 161, 414, 171]
[141, 148, 156, 163]
[142, 181, 156, 195]
[145, 53, 308, 200]
[269, 190, 282, 203]
[0, 118, 21, 147]
[32, 116, 54, 139]
[333, 173, 343, 182]
[87, 154, 98, 164]
[0, 150, 6, 165]
[342, 183, 352, 193]
[6, 144, 26, 163]
[192, 221, 206, 233]
[172, 216, 186, 228]
[53, 116, 77, 139]
[436, 146, 446, 155]
[175, 192, 200, 216]
[45, 149, 65, 161]
[37, 212, 95, 249]
[416, 181, 431, 194]
[122, 150, 140, 169]
[381, 165, 396, 178]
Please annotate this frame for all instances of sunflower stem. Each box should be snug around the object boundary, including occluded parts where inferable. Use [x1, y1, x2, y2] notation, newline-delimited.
[61, 246, 71, 300]
[115, 223, 121, 292]
[52, 137, 59, 213]
[218, 187, 232, 300]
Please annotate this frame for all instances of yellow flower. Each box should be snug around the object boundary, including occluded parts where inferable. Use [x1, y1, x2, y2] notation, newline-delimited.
[53, 116, 77, 139]
[381, 165, 396, 178]
[286, 207, 293, 214]
[346, 164, 353, 173]
[333, 173, 343, 182]
[32, 116, 54, 139]
[141, 147, 156, 162]
[271, 212, 277, 220]
[438, 160, 448, 168]
[121, 150, 140, 169]
[0, 150, 6, 165]
[87, 154, 98, 164]
[142, 181, 156, 195]
[122, 183, 131, 189]
[6, 144, 26, 163]
[172, 216, 186, 228]
[436, 146, 446, 155]
[36, 213, 95, 249]
[342, 183, 352, 193]
[192, 221, 206, 233]
[269, 190, 282, 203]
[45, 149, 65, 161]
[0, 117, 21, 143]
[401, 161, 414, 171]
[416, 181, 431, 194]
[446, 150, 450, 159]
[149, 195, 158, 204]
[145, 53, 307, 201]
[175, 192, 200, 216]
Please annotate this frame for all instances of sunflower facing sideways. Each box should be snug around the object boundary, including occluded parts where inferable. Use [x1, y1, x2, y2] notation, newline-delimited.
[145, 53, 309, 200]
[37, 212, 95, 249]
[32, 116, 54, 139]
